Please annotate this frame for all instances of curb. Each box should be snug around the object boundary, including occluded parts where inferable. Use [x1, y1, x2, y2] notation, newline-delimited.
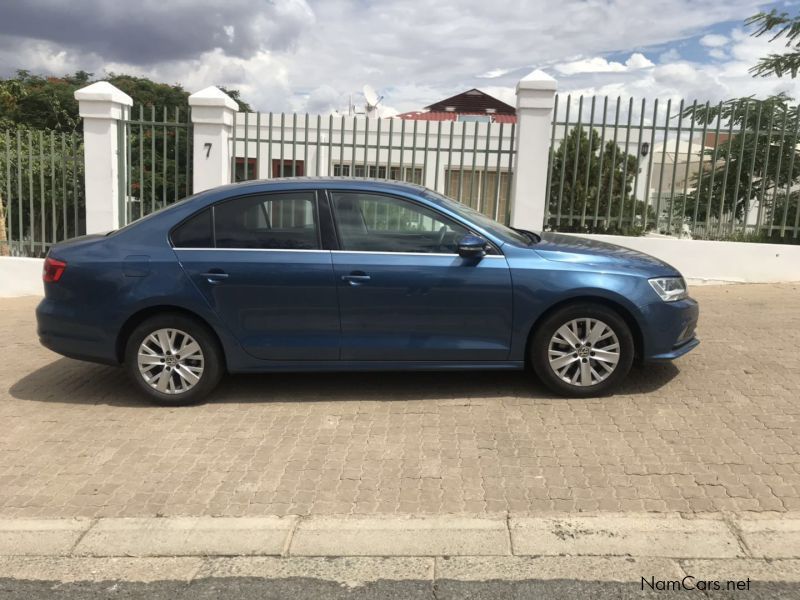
[2, 513, 799, 560]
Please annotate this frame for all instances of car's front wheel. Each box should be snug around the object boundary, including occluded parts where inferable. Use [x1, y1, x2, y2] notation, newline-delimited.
[125, 314, 223, 405]
[531, 303, 634, 397]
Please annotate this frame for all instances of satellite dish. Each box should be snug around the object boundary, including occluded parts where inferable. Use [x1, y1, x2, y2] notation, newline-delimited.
[363, 84, 383, 117]
[363, 85, 379, 107]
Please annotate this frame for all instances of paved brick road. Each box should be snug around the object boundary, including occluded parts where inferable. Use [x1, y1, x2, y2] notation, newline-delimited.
[1, 284, 798, 518]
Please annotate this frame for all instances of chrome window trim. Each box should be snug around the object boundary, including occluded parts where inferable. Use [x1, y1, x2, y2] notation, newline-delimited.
[331, 250, 506, 258]
[172, 247, 506, 258]
[174, 247, 331, 253]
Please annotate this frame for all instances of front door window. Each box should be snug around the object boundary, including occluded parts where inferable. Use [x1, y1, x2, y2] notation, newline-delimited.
[330, 191, 467, 254]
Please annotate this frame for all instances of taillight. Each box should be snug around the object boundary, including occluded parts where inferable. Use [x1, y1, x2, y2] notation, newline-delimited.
[43, 257, 67, 283]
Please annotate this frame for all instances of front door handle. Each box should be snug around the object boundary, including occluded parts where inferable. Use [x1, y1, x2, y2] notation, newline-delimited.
[201, 269, 229, 284]
[341, 272, 371, 286]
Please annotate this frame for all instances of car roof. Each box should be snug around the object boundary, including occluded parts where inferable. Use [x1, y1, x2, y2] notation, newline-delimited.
[220, 177, 427, 194]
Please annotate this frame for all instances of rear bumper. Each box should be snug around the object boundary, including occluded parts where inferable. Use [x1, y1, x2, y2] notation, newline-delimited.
[36, 298, 119, 365]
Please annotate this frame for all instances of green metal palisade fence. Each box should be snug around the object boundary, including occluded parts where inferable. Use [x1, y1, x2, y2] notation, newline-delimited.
[546, 94, 800, 242]
[0, 127, 84, 257]
[8, 97, 799, 255]
[119, 105, 193, 225]
[230, 113, 516, 224]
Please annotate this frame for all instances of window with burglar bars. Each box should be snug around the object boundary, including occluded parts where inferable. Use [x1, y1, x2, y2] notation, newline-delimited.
[546, 93, 800, 242]
[230, 112, 516, 224]
[332, 163, 423, 184]
[445, 169, 510, 222]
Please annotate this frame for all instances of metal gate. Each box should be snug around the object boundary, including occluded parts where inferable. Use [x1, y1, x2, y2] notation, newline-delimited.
[118, 105, 193, 226]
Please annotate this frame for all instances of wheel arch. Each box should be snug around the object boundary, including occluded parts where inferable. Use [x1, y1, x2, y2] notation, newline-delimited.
[524, 295, 645, 365]
[115, 305, 227, 365]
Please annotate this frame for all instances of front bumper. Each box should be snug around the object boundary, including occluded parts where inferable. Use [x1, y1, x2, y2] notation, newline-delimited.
[647, 336, 700, 361]
[639, 297, 700, 361]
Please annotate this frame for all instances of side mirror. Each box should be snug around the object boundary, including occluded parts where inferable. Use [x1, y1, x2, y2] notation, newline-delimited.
[457, 234, 487, 259]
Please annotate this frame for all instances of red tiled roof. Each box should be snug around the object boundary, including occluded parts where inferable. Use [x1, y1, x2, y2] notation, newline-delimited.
[395, 111, 516, 124]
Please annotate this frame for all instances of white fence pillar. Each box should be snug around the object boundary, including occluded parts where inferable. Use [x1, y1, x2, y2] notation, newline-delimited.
[510, 70, 557, 230]
[189, 86, 238, 192]
[75, 82, 133, 233]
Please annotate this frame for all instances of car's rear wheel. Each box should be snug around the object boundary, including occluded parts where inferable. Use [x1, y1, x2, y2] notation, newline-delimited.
[530, 303, 634, 397]
[125, 314, 223, 405]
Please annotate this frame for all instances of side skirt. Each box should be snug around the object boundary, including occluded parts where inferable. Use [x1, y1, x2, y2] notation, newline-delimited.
[228, 360, 526, 374]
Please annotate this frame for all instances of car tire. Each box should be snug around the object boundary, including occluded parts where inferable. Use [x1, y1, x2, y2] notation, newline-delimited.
[125, 313, 224, 405]
[530, 303, 634, 397]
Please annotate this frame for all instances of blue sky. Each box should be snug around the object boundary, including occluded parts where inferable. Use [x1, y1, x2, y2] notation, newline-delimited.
[0, 0, 799, 114]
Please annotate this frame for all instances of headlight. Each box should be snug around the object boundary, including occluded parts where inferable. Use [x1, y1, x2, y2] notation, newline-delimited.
[649, 277, 688, 302]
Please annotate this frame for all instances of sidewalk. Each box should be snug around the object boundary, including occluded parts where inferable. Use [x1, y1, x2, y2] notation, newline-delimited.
[2, 514, 799, 595]
[3, 513, 800, 560]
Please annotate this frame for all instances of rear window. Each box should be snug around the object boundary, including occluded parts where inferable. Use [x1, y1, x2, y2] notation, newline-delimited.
[171, 208, 213, 248]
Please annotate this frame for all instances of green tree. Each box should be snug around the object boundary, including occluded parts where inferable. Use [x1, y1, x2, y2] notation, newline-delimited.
[0, 70, 251, 132]
[548, 126, 651, 234]
[659, 9, 800, 243]
[748, 9, 800, 78]
[1, 71, 252, 253]
[677, 95, 799, 222]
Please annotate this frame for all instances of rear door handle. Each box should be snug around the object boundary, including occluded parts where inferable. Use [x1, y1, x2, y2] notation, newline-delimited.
[201, 269, 229, 283]
[341, 272, 371, 286]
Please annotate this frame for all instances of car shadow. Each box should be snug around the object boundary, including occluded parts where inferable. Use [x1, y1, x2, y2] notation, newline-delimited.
[9, 357, 681, 407]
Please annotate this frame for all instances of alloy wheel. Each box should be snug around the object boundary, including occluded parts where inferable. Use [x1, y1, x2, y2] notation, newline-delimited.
[547, 318, 621, 387]
[137, 328, 205, 395]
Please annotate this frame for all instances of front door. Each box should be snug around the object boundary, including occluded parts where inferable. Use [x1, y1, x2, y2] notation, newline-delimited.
[173, 190, 339, 360]
[328, 190, 513, 361]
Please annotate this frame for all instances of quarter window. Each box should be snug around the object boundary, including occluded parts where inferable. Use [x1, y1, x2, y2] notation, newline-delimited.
[214, 192, 320, 250]
[171, 208, 213, 248]
[330, 192, 467, 254]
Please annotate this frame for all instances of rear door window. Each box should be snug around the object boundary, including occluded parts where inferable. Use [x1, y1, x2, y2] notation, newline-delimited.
[213, 192, 320, 250]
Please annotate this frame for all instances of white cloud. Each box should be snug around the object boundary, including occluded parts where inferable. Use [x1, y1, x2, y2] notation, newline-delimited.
[555, 52, 654, 75]
[708, 48, 728, 60]
[659, 48, 681, 63]
[625, 53, 656, 70]
[556, 57, 629, 75]
[555, 27, 800, 108]
[477, 68, 515, 79]
[0, 0, 772, 113]
[700, 33, 728, 47]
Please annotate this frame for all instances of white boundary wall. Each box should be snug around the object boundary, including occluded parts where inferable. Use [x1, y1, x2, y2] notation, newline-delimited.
[2, 237, 798, 298]
[0, 258, 44, 297]
[574, 234, 800, 284]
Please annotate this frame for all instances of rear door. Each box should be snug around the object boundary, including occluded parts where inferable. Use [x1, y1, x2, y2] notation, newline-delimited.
[328, 190, 513, 361]
[173, 190, 340, 361]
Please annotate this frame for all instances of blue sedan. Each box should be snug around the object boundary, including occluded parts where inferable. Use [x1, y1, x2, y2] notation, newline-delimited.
[36, 179, 699, 404]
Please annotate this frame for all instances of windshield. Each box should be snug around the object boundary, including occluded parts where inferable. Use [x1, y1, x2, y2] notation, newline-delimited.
[422, 190, 534, 246]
